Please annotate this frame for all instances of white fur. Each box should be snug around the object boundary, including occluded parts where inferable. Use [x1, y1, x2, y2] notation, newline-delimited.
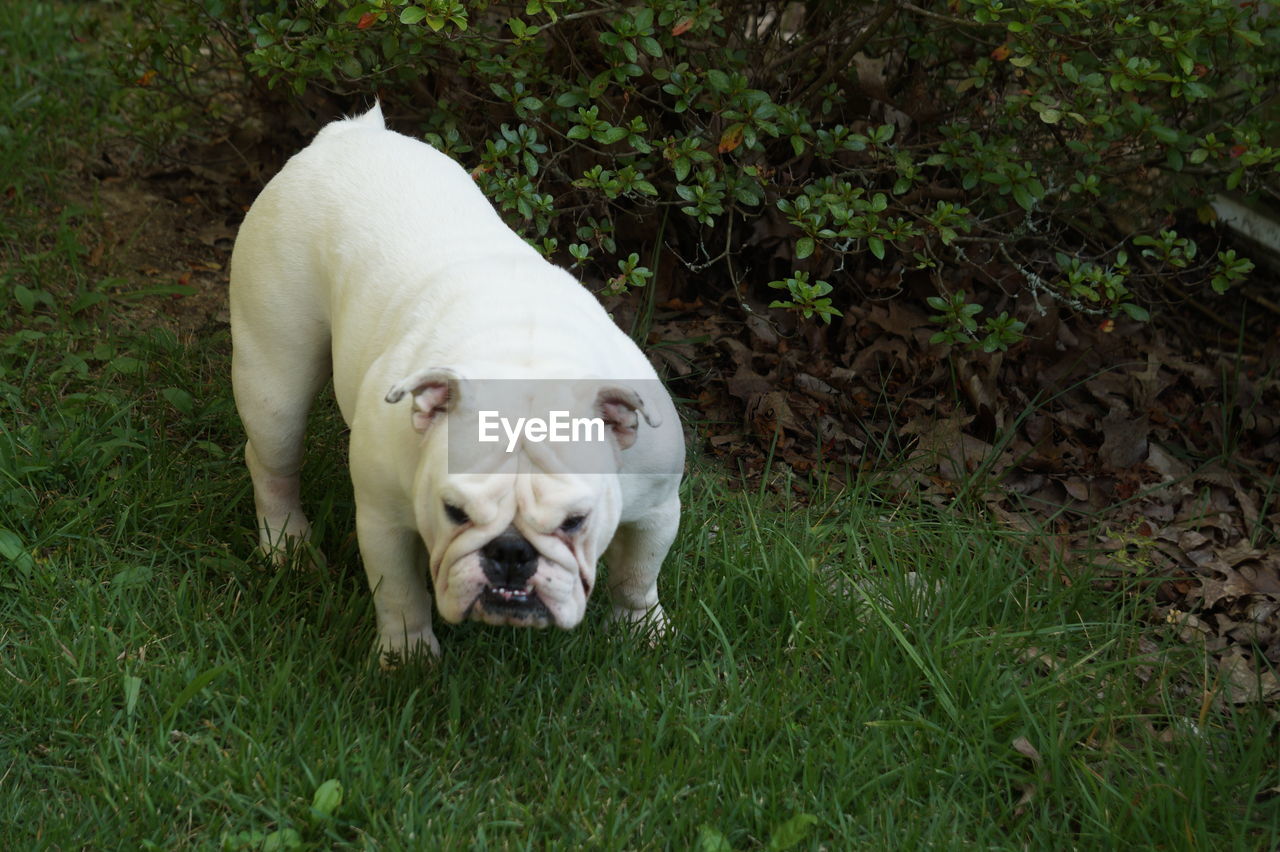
[229, 104, 684, 663]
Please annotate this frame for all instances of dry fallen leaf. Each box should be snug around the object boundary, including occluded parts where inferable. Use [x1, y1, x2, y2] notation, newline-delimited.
[1012, 736, 1043, 764]
[1218, 648, 1280, 704]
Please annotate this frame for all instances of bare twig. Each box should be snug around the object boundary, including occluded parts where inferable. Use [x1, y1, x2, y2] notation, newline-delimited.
[1242, 288, 1280, 318]
[900, 2, 1003, 29]
[797, 2, 899, 107]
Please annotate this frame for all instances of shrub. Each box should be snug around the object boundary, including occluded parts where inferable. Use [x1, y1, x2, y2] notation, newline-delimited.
[108, 0, 1279, 343]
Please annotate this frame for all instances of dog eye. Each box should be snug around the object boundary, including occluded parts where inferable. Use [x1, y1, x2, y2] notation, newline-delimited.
[559, 514, 586, 534]
[444, 503, 470, 525]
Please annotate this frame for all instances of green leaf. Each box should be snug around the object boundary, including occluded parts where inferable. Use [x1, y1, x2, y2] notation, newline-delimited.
[597, 126, 628, 145]
[108, 356, 145, 375]
[698, 825, 733, 852]
[767, 814, 819, 851]
[339, 55, 362, 78]
[795, 237, 814, 259]
[69, 291, 106, 314]
[0, 527, 35, 576]
[162, 387, 196, 415]
[310, 779, 344, 819]
[705, 69, 731, 91]
[1182, 81, 1212, 100]
[113, 564, 154, 588]
[1234, 28, 1263, 47]
[260, 828, 302, 851]
[399, 7, 427, 25]
[868, 236, 886, 259]
[1118, 302, 1150, 321]
[13, 284, 36, 312]
[1012, 184, 1033, 211]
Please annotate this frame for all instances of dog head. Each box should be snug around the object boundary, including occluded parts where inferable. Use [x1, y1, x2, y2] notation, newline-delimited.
[384, 369, 659, 628]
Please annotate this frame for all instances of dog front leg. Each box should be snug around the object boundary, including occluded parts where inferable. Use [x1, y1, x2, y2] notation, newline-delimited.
[356, 509, 440, 665]
[604, 496, 680, 636]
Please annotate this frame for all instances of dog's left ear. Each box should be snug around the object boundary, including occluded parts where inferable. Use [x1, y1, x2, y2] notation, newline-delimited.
[595, 385, 661, 450]
[385, 368, 465, 433]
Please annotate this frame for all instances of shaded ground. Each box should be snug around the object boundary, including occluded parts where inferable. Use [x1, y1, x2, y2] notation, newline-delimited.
[86, 123, 1280, 712]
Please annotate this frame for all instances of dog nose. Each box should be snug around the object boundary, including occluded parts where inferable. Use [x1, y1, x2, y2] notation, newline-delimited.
[481, 531, 538, 587]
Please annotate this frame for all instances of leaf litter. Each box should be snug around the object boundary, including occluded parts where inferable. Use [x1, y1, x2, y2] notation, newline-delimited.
[643, 289, 1279, 714]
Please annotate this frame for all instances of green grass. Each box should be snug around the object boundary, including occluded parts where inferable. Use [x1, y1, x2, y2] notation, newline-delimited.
[4, 395, 1278, 849]
[3, 5, 1279, 850]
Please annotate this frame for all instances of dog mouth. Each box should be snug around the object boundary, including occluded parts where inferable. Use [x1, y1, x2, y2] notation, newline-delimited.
[484, 584, 536, 606]
[471, 583, 552, 626]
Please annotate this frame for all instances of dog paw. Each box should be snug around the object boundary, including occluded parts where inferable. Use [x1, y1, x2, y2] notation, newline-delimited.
[610, 603, 669, 645]
[257, 536, 327, 572]
[377, 630, 442, 670]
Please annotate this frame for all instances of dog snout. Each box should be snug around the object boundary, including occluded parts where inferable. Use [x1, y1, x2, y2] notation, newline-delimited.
[481, 530, 538, 588]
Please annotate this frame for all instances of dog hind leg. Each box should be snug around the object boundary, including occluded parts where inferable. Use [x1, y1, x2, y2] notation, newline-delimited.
[231, 300, 332, 564]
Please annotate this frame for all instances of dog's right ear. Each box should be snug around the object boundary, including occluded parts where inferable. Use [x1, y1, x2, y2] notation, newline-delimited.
[594, 385, 660, 451]
[385, 368, 464, 433]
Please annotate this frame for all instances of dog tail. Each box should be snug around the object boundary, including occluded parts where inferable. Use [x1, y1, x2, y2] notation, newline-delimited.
[350, 100, 385, 129]
[318, 101, 385, 140]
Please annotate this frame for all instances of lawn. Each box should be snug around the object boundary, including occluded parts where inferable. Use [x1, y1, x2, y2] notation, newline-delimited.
[2, 4, 1277, 849]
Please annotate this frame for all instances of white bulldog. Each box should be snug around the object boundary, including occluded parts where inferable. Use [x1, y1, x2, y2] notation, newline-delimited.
[229, 104, 684, 663]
